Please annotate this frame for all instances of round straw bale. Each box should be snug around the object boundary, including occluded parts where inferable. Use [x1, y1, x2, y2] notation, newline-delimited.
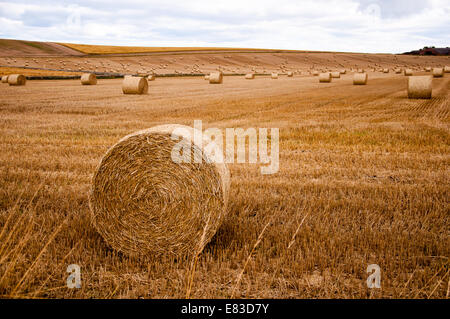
[81, 73, 97, 85]
[407, 76, 432, 99]
[147, 74, 156, 81]
[340, 69, 346, 74]
[89, 125, 230, 257]
[1, 75, 8, 83]
[122, 76, 148, 94]
[357, 69, 364, 73]
[319, 72, 331, 83]
[245, 73, 255, 79]
[209, 72, 223, 84]
[287, 71, 293, 77]
[404, 69, 413, 76]
[432, 67, 443, 78]
[353, 73, 368, 85]
[383, 68, 389, 73]
[444, 66, 450, 73]
[8, 74, 26, 86]
[271, 73, 278, 79]
[204, 74, 210, 80]
[395, 68, 402, 74]
[331, 71, 340, 78]
[425, 67, 431, 72]
[312, 70, 319, 76]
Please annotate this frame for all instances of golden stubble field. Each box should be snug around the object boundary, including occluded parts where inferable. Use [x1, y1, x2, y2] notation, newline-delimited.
[0, 69, 449, 298]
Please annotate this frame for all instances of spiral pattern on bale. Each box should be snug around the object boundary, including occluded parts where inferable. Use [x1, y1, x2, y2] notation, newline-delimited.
[89, 125, 230, 257]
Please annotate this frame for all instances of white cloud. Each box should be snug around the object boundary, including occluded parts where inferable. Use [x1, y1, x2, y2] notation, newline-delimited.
[0, 0, 448, 52]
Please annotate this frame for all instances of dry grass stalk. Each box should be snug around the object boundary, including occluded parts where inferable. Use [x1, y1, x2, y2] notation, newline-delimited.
[230, 217, 274, 299]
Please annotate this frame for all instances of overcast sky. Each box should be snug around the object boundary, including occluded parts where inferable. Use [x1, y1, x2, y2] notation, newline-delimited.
[0, 0, 448, 53]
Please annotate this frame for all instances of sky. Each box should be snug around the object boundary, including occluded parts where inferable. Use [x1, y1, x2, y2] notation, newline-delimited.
[0, 0, 448, 53]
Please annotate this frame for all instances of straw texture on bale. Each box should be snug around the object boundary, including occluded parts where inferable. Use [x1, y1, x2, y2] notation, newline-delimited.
[245, 73, 255, 79]
[209, 72, 223, 84]
[319, 72, 331, 83]
[432, 68, 443, 78]
[7, 74, 26, 86]
[122, 76, 148, 94]
[407, 76, 432, 99]
[353, 73, 368, 85]
[1, 75, 8, 83]
[271, 73, 278, 79]
[89, 125, 230, 257]
[331, 72, 340, 78]
[81, 73, 97, 85]
[404, 69, 413, 76]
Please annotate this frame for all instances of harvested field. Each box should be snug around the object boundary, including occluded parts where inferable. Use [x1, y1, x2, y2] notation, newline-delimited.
[0, 67, 82, 77]
[0, 68, 448, 298]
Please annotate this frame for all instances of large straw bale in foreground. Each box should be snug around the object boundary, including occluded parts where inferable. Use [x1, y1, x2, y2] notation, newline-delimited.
[89, 125, 230, 257]
[122, 76, 148, 94]
[353, 73, 368, 85]
[81, 73, 97, 85]
[407, 76, 432, 99]
[319, 72, 331, 83]
[209, 72, 223, 84]
[8, 74, 26, 86]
